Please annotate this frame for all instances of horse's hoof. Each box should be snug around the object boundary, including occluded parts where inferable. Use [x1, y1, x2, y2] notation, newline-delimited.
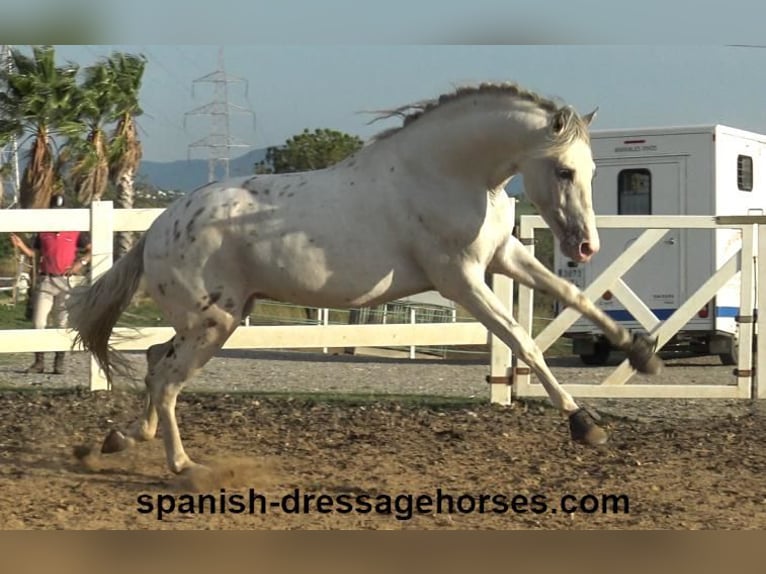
[628, 334, 663, 375]
[569, 408, 608, 446]
[101, 429, 129, 454]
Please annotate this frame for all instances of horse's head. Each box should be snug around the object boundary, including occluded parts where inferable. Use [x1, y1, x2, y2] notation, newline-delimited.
[519, 106, 598, 263]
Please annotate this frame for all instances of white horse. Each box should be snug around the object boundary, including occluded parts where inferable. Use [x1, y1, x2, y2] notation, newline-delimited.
[68, 83, 661, 476]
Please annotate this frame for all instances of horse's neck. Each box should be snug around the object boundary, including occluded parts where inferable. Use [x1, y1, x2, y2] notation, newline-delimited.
[384, 100, 549, 190]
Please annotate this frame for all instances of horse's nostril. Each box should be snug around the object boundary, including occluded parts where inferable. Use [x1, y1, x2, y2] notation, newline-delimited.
[580, 242, 594, 257]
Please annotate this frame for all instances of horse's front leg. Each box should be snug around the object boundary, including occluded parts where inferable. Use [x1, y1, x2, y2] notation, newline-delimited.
[489, 239, 663, 375]
[435, 266, 607, 446]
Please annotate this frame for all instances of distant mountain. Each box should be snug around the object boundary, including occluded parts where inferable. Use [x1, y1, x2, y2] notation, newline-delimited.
[138, 147, 268, 192]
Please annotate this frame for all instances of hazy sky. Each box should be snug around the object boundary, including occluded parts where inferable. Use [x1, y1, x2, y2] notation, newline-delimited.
[45, 44, 766, 164]
[4, 0, 761, 163]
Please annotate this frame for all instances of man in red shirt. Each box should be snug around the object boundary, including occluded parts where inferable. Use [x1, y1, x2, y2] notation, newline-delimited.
[9, 195, 92, 374]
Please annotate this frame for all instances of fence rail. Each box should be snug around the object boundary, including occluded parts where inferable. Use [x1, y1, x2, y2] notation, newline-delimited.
[0, 202, 512, 397]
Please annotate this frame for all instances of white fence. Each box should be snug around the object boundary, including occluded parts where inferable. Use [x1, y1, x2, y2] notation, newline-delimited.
[0, 202, 513, 397]
[515, 214, 766, 400]
[6, 204, 764, 402]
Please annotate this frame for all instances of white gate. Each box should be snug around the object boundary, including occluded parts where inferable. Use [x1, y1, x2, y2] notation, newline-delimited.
[512, 214, 766, 400]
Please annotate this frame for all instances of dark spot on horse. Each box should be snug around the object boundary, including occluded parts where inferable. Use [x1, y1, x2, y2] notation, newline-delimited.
[185, 207, 205, 238]
[179, 336, 186, 343]
[263, 188, 270, 195]
[203, 318, 218, 328]
[249, 189, 259, 196]
[185, 199, 191, 209]
[279, 190, 286, 197]
[299, 181, 307, 187]
[349, 181, 355, 186]
[390, 166, 395, 172]
[247, 202, 254, 208]
[287, 192, 295, 198]
[173, 220, 180, 241]
[309, 238, 315, 244]
[157, 283, 166, 296]
[417, 215, 424, 224]
[200, 291, 223, 311]
[165, 346, 176, 359]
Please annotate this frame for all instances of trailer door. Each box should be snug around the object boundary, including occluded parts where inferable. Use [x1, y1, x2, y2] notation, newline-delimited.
[586, 158, 685, 328]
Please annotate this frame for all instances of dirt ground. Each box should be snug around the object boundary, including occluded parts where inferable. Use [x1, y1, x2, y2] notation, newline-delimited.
[0, 350, 765, 530]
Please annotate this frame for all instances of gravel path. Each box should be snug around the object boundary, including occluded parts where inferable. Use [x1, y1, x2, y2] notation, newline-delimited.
[1, 348, 760, 423]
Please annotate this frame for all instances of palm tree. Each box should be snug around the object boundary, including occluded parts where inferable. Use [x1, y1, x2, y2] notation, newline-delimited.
[0, 45, 83, 208]
[64, 60, 115, 205]
[107, 53, 146, 255]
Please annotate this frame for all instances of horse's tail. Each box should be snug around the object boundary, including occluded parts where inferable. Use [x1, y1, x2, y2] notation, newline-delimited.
[68, 234, 148, 383]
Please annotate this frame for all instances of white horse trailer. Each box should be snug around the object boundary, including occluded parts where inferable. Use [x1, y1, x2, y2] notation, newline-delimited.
[554, 124, 766, 365]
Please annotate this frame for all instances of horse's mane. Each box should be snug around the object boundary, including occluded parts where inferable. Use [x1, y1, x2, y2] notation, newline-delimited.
[367, 82, 589, 148]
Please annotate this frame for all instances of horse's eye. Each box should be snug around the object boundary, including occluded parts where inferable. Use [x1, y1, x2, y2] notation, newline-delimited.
[557, 168, 574, 181]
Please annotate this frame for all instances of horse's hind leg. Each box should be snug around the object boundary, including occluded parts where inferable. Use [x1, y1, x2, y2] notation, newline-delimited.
[101, 339, 171, 454]
[146, 317, 239, 474]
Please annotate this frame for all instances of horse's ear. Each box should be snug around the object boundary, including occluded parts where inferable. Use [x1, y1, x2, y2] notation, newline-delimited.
[582, 107, 599, 126]
[551, 109, 567, 135]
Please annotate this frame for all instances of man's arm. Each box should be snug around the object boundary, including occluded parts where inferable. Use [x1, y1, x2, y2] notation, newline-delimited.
[67, 241, 92, 275]
[9, 233, 35, 259]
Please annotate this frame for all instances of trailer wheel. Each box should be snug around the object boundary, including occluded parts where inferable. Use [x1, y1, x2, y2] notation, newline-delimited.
[717, 336, 738, 366]
[579, 339, 611, 366]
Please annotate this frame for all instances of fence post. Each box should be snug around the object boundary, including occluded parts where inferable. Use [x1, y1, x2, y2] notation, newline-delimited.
[489, 274, 513, 404]
[735, 224, 756, 398]
[758, 224, 766, 398]
[488, 200, 516, 405]
[321, 308, 329, 354]
[88, 201, 114, 391]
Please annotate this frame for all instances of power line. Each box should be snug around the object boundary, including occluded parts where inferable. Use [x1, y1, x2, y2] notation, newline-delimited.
[184, 47, 255, 183]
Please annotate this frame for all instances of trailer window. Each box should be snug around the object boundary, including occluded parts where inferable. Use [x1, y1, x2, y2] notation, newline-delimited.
[738, 155, 753, 191]
[618, 169, 651, 214]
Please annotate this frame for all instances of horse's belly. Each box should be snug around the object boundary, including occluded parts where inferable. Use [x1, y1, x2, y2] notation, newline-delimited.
[244, 242, 432, 308]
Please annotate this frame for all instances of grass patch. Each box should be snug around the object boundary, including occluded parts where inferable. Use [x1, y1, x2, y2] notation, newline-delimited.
[0, 295, 29, 328]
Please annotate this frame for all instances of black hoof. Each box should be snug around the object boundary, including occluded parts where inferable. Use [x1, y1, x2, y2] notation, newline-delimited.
[101, 429, 129, 454]
[569, 408, 608, 446]
[628, 334, 663, 375]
